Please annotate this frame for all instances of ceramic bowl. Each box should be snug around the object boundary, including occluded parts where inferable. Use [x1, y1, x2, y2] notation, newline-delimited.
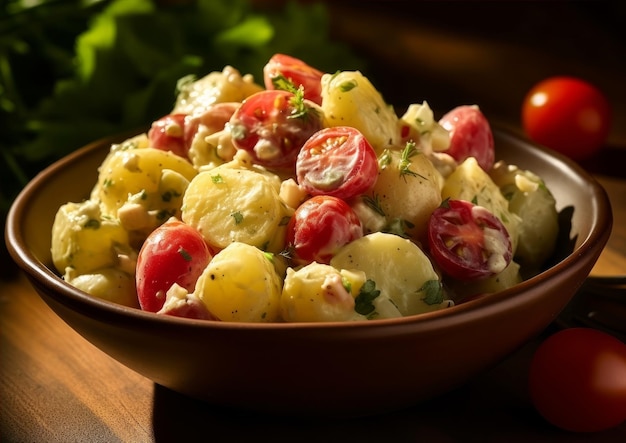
[5, 127, 612, 417]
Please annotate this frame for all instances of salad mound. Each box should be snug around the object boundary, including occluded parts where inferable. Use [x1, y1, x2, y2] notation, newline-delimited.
[51, 54, 560, 322]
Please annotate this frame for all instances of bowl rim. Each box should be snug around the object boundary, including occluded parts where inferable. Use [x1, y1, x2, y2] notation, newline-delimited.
[4, 126, 613, 332]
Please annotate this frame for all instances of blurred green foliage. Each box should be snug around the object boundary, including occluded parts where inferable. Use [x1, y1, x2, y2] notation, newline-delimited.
[0, 0, 364, 278]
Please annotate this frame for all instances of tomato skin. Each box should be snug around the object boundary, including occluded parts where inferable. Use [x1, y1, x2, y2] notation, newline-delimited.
[427, 199, 512, 281]
[263, 53, 324, 105]
[529, 328, 626, 433]
[148, 114, 190, 158]
[286, 195, 363, 265]
[439, 105, 495, 171]
[296, 126, 378, 200]
[229, 90, 323, 169]
[136, 218, 212, 313]
[522, 76, 611, 161]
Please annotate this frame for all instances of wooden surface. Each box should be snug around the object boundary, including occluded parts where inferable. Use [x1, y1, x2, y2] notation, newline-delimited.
[2, 2, 626, 442]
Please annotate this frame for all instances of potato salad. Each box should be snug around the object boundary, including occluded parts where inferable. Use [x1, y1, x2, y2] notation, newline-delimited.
[51, 53, 560, 322]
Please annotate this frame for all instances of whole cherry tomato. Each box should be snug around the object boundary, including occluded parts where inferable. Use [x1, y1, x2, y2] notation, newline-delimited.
[427, 199, 512, 281]
[296, 126, 378, 200]
[229, 89, 323, 169]
[263, 53, 324, 105]
[528, 328, 626, 432]
[439, 105, 495, 171]
[286, 195, 363, 265]
[136, 218, 212, 312]
[521, 76, 611, 161]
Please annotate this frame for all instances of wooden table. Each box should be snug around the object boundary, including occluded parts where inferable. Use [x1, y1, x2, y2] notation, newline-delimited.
[2, 2, 625, 442]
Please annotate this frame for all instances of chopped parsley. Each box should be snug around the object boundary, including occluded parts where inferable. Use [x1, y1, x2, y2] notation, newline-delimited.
[211, 174, 224, 184]
[398, 141, 427, 181]
[271, 74, 316, 120]
[341, 276, 352, 293]
[354, 279, 380, 315]
[385, 218, 413, 238]
[231, 211, 244, 225]
[339, 80, 357, 92]
[178, 247, 192, 262]
[362, 194, 385, 216]
[83, 219, 100, 229]
[419, 280, 444, 305]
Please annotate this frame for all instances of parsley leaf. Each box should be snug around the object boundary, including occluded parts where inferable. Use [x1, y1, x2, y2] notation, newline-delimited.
[354, 279, 380, 315]
[231, 211, 244, 225]
[419, 279, 444, 305]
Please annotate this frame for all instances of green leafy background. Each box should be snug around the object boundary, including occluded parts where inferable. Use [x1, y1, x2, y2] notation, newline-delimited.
[1, 0, 365, 277]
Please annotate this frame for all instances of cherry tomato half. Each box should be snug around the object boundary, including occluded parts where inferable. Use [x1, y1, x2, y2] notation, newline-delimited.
[296, 126, 378, 200]
[136, 218, 212, 312]
[263, 53, 324, 105]
[148, 114, 191, 158]
[427, 199, 512, 281]
[522, 76, 611, 161]
[439, 105, 495, 171]
[229, 90, 323, 169]
[529, 328, 626, 432]
[286, 195, 363, 265]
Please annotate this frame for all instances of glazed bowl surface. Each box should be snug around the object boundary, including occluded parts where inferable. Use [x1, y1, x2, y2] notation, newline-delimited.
[5, 127, 612, 417]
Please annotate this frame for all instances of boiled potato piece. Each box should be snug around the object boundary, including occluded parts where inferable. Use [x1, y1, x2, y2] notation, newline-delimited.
[442, 157, 521, 252]
[321, 70, 400, 151]
[281, 262, 368, 322]
[194, 242, 281, 322]
[173, 66, 263, 115]
[93, 145, 197, 219]
[51, 200, 131, 276]
[182, 164, 291, 253]
[446, 260, 522, 301]
[330, 232, 453, 319]
[359, 143, 442, 242]
[399, 101, 450, 153]
[64, 267, 138, 308]
[490, 161, 559, 271]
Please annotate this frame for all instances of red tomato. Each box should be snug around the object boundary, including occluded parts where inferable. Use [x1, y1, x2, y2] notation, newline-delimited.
[439, 105, 495, 171]
[263, 53, 324, 105]
[427, 199, 512, 281]
[286, 195, 363, 265]
[184, 102, 239, 142]
[522, 76, 611, 161]
[296, 126, 378, 200]
[136, 218, 212, 313]
[229, 90, 323, 169]
[529, 328, 626, 432]
[148, 114, 190, 158]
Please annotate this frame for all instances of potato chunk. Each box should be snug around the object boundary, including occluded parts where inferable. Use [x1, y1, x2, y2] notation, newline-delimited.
[281, 262, 367, 322]
[330, 232, 453, 319]
[51, 200, 131, 276]
[181, 165, 291, 253]
[321, 70, 400, 151]
[194, 242, 281, 322]
[93, 145, 197, 222]
[358, 144, 442, 242]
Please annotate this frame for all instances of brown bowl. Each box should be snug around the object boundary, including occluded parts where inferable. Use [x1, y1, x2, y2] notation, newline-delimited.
[5, 127, 612, 417]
